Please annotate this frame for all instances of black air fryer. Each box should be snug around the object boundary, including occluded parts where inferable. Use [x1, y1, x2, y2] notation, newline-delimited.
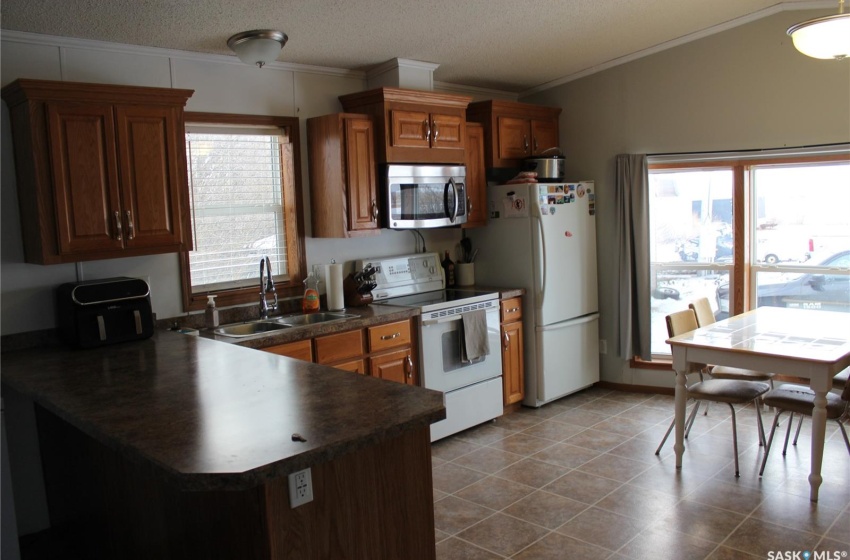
[56, 277, 154, 348]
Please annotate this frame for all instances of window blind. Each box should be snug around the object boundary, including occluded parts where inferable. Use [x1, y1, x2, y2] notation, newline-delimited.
[185, 131, 288, 292]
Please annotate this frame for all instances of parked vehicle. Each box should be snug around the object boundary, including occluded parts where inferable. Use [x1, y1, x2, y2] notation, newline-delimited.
[716, 250, 850, 317]
[677, 234, 733, 262]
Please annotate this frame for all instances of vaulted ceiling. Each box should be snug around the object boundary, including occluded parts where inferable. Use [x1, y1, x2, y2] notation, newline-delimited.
[0, 0, 832, 93]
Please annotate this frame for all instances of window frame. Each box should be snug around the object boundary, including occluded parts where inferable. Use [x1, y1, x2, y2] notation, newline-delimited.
[180, 112, 306, 312]
[646, 150, 849, 360]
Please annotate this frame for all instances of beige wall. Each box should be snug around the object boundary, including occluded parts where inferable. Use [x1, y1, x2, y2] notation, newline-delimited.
[523, 9, 850, 387]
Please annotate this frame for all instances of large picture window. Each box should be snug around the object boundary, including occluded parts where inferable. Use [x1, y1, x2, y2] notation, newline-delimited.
[180, 113, 305, 311]
[647, 148, 850, 358]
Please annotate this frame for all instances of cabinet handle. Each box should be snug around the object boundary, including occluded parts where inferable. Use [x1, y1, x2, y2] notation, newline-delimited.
[503, 332, 510, 349]
[381, 332, 401, 340]
[371, 200, 379, 221]
[507, 307, 519, 313]
[534, 137, 538, 152]
[424, 119, 431, 142]
[432, 119, 439, 143]
[113, 211, 123, 241]
[404, 355, 413, 378]
[126, 210, 135, 240]
[466, 195, 472, 214]
[523, 135, 529, 153]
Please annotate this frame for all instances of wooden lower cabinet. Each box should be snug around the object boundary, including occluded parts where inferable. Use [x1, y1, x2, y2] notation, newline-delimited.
[264, 339, 314, 362]
[500, 297, 525, 406]
[266, 318, 416, 385]
[369, 348, 415, 385]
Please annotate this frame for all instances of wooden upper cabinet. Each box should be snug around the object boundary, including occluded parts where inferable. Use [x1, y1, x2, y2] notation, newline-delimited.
[307, 113, 379, 238]
[467, 100, 561, 169]
[1, 79, 194, 265]
[462, 123, 487, 229]
[338, 87, 472, 165]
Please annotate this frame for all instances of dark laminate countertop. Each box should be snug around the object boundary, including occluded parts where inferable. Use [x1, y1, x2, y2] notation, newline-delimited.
[1, 330, 445, 492]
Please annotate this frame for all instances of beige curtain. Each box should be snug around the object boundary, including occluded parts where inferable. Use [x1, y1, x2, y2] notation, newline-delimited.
[615, 154, 651, 360]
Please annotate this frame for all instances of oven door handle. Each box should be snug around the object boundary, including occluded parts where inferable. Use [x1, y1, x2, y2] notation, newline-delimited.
[421, 314, 464, 326]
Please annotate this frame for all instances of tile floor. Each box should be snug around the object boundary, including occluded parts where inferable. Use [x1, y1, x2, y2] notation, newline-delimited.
[431, 386, 850, 560]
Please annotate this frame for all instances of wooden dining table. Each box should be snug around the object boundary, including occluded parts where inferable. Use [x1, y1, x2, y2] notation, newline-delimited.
[667, 306, 850, 502]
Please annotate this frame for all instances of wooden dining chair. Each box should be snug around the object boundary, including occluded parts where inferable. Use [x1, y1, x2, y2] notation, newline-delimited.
[656, 308, 770, 476]
[689, 298, 775, 387]
[758, 381, 850, 476]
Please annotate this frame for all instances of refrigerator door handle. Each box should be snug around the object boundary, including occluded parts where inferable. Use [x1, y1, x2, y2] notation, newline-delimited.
[534, 215, 546, 307]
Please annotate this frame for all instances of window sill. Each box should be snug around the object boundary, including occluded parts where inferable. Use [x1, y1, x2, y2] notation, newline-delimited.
[630, 356, 673, 371]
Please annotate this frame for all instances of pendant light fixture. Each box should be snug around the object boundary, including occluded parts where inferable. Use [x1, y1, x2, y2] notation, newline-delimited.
[227, 30, 288, 68]
[787, 0, 850, 60]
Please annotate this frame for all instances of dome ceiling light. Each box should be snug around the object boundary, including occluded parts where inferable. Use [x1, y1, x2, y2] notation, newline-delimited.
[787, 0, 850, 60]
[227, 29, 288, 68]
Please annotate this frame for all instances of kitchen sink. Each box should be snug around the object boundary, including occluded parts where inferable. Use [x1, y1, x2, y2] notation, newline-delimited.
[273, 312, 359, 327]
[213, 321, 292, 338]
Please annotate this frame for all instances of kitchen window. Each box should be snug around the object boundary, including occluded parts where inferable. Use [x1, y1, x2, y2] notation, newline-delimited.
[180, 113, 305, 311]
[647, 147, 850, 358]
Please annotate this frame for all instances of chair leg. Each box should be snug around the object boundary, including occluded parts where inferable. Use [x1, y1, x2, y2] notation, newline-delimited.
[655, 402, 699, 455]
[754, 399, 766, 446]
[782, 412, 795, 455]
[760, 409, 785, 476]
[685, 401, 700, 438]
[838, 421, 850, 455]
[727, 403, 740, 477]
[792, 414, 804, 446]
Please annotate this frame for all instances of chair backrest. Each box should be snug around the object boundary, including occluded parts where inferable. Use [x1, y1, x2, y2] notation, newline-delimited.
[666, 308, 699, 338]
[689, 298, 716, 327]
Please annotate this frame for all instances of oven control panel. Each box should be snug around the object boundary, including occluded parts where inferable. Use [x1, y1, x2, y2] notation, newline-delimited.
[356, 253, 443, 300]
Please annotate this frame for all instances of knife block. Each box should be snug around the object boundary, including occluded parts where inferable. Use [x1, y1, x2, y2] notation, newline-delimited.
[343, 274, 373, 307]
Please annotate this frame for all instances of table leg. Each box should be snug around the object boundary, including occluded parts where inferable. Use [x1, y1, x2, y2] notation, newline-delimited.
[808, 390, 827, 502]
[674, 367, 687, 469]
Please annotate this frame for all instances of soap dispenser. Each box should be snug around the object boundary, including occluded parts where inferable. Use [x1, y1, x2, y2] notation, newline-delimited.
[205, 295, 219, 328]
[302, 273, 320, 313]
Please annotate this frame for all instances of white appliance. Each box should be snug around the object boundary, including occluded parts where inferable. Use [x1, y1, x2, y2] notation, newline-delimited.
[468, 181, 599, 407]
[360, 253, 503, 441]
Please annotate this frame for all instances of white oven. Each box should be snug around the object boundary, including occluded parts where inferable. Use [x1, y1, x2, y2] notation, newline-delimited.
[360, 253, 504, 441]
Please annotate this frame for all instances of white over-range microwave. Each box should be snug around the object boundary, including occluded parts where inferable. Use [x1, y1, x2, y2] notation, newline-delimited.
[384, 164, 467, 229]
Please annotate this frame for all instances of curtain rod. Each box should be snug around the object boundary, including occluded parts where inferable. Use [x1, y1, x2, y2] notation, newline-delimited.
[647, 142, 850, 160]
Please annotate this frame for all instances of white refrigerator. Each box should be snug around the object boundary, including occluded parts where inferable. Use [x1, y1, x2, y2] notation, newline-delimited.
[467, 181, 599, 407]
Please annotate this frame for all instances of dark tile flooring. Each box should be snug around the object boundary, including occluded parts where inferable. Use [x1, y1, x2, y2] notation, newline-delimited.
[431, 386, 850, 559]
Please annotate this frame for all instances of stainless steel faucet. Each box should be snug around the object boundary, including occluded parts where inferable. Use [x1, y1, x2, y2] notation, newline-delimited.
[259, 256, 278, 319]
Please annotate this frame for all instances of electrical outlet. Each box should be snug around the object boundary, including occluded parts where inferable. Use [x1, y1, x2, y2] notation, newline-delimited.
[288, 468, 313, 508]
[599, 339, 607, 355]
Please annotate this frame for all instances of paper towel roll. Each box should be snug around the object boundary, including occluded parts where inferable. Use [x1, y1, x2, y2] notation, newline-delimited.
[326, 263, 345, 311]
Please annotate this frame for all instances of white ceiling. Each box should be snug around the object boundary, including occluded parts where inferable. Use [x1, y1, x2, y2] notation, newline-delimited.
[0, 0, 832, 93]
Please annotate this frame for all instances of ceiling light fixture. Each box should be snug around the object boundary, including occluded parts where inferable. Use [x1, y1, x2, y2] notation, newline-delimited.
[227, 29, 288, 68]
[787, 0, 850, 60]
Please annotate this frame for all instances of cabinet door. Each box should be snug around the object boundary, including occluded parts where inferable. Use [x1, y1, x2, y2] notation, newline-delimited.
[369, 348, 415, 385]
[46, 102, 124, 255]
[315, 329, 364, 364]
[333, 358, 366, 375]
[462, 123, 487, 228]
[389, 109, 430, 149]
[114, 105, 186, 250]
[497, 116, 531, 160]
[501, 321, 524, 406]
[531, 119, 559, 155]
[430, 112, 464, 151]
[264, 339, 313, 362]
[344, 117, 379, 233]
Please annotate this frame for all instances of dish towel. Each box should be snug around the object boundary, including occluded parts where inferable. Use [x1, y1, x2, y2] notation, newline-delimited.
[461, 310, 490, 363]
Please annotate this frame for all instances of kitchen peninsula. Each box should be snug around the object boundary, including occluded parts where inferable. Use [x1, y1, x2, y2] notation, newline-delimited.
[1, 329, 445, 559]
